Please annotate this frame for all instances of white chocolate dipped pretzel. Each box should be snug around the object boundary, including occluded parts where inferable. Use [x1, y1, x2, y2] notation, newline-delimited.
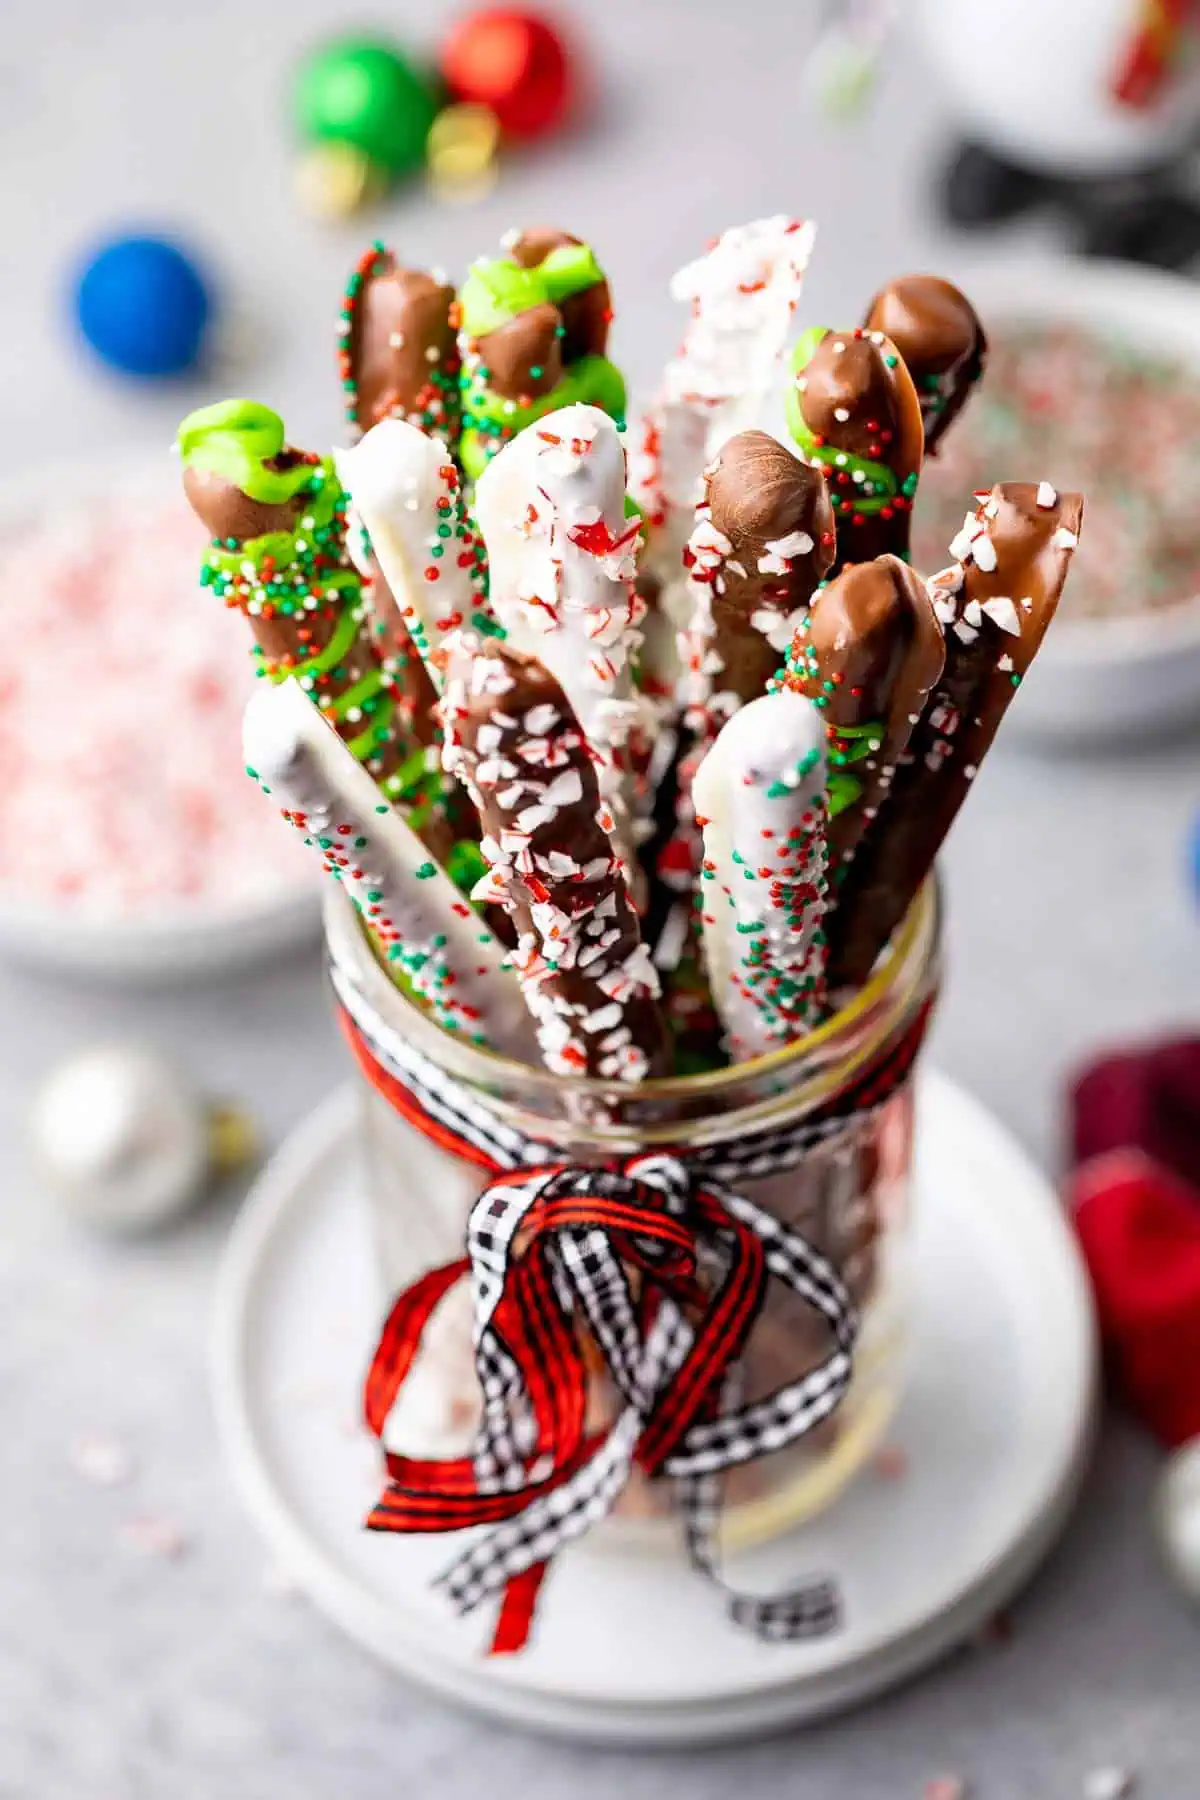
[442, 636, 670, 1083]
[692, 685, 829, 1061]
[631, 217, 817, 693]
[244, 678, 532, 1059]
[337, 418, 489, 688]
[472, 402, 650, 853]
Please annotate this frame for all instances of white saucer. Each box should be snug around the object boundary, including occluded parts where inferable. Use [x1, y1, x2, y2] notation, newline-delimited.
[213, 1073, 1098, 1745]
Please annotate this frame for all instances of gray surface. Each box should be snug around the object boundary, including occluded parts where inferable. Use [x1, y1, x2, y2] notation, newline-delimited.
[2, 2, 1199, 1795]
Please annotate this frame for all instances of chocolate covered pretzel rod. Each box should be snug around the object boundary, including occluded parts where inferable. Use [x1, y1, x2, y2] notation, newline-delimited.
[457, 230, 626, 480]
[679, 430, 836, 730]
[338, 418, 493, 688]
[863, 275, 986, 457]
[177, 400, 442, 830]
[338, 242, 462, 447]
[784, 555, 944, 881]
[693, 685, 829, 1060]
[829, 482, 1083, 987]
[785, 325, 924, 575]
[442, 638, 671, 1082]
[244, 678, 531, 1058]
[473, 403, 648, 855]
[632, 218, 817, 694]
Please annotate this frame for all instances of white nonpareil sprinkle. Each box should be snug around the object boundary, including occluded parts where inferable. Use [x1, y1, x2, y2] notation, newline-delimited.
[1054, 526, 1080, 550]
[1036, 480, 1058, 509]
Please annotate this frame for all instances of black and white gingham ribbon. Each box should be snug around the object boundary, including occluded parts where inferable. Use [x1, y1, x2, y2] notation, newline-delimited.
[335, 952, 926, 1653]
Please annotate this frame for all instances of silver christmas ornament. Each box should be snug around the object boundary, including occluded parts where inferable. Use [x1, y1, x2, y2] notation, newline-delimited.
[1156, 1435, 1200, 1609]
[30, 1042, 256, 1231]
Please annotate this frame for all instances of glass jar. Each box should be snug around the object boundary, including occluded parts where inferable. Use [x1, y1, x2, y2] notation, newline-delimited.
[326, 881, 940, 1552]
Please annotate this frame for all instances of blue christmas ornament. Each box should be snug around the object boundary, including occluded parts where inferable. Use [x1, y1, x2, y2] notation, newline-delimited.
[73, 234, 212, 378]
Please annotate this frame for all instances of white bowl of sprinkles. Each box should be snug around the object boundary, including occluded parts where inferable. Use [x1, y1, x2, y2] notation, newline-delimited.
[913, 257, 1200, 742]
[0, 459, 321, 983]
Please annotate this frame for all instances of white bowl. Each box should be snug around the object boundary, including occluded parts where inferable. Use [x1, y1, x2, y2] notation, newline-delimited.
[936, 257, 1200, 743]
[0, 458, 321, 985]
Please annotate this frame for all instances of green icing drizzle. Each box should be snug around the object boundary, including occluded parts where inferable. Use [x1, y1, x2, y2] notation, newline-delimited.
[459, 243, 604, 337]
[447, 838, 488, 896]
[827, 770, 864, 818]
[538, 242, 604, 305]
[460, 354, 628, 480]
[459, 259, 551, 337]
[785, 332, 917, 517]
[177, 400, 315, 505]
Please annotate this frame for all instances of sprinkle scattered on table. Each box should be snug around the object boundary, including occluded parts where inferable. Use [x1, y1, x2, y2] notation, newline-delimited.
[69, 1432, 134, 1487]
[917, 322, 1200, 625]
[0, 489, 312, 920]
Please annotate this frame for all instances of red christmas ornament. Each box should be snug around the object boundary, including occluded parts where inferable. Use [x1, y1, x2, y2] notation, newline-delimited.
[1072, 1150, 1200, 1448]
[440, 9, 574, 140]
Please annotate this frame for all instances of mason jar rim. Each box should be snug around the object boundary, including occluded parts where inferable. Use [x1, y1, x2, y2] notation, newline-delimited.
[326, 878, 939, 1113]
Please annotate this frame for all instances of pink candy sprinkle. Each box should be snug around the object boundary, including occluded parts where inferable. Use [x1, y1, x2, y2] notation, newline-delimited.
[0, 488, 311, 920]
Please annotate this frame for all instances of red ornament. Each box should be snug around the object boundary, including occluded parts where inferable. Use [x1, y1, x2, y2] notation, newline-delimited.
[1073, 1150, 1200, 1447]
[440, 9, 574, 140]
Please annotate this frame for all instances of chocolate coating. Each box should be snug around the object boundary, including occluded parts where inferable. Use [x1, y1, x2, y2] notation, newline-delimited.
[474, 300, 564, 402]
[788, 555, 944, 878]
[509, 226, 612, 363]
[445, 640, 671, 1080]
[182, 457, 308, 543]
[864, 276, 986, 455]
[347, 253, 459, 438]
[793, 329, 924, 574]
[829, 482, 1083, 986]
[699, 431, 836, 706]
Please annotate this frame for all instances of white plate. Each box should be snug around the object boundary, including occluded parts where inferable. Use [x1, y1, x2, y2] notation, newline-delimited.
[935, 257, 1200, 744]
[0, 459, 320, 983]
[212, 1072, 1098, 1744]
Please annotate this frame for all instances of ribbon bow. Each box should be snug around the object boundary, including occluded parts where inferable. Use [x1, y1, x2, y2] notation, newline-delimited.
[334, 955, 932, 1656]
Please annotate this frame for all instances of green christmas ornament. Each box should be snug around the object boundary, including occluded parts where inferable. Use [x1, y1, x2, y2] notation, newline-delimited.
[294, 38, 439, 178]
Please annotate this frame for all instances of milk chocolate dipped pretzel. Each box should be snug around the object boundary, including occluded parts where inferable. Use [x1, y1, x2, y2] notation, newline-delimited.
[784, 555, 944, 881]
[785, 326, 924, 575]
[177, 400, 445, 834]
[863, 275, 987, 456]
[473, 403, 648, 860]
[632, 218, 817, 696]
[457, 231, 627, 480]
[505, 227, 613, 365]
[680, 430, 836, 728]
[333, 246, 466, 764]
[338, 242, 462, 447]
[442, 637, 671, 1082]
[692, 686, 829, 1060]
[829, 481, 1083, 987]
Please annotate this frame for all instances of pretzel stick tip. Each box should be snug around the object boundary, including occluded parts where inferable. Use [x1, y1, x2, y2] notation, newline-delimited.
[692, 685, 829, 1061]
[245, 677, 531, 1058]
